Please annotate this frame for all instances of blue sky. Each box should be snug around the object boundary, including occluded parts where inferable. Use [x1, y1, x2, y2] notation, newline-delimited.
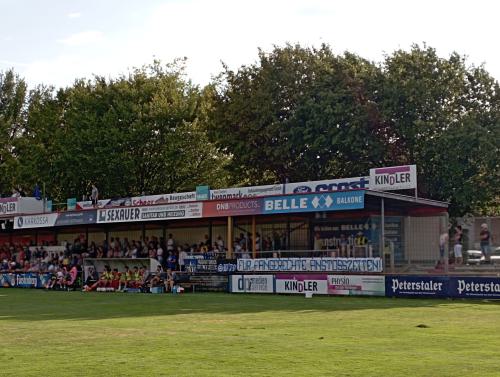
[1, 0, 499, 88]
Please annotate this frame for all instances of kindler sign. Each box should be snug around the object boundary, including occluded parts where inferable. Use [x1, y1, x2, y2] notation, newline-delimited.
[370, 165, 417, 191]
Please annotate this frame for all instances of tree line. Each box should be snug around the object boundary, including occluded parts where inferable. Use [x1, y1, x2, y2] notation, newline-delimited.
[0, 44, 498, 216]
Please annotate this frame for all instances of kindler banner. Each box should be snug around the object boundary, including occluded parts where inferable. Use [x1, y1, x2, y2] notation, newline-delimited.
[328, 275, 385, 296]
[263, 191, 365, 214]
[370, 165, 417, 191]
[385, 275, 449, 298]
[237, 258, 383, 273]
[450, 277, 500, 299]
[275, 274, 328, 294]
[97, 202, 202, 223]
[231, 275, 275, 293]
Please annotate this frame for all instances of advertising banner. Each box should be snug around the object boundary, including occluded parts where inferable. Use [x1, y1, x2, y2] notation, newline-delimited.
[14, 213, 59, 229]
[55, 210, 97, 226]
[196, 185, 210, 201]
[450, 277, 500, 299]
[0, 198, 17, 217]
[237, 258, 383, 273]
[275, 274, 328, 294]
[231, 274, 275, 293]
[130, 192, 197, 206]
[285, 177, 370, 194]
[0, 273, 52, 288]
[328, 275, 385, 296]
[385, 275, 449, 298]
[263, 191, 365, 214]
[76, 199, 112, 210]
[97, 202, 202, 223]
[202, 198, 263, 217]
[370, 165, 417, 191]
[209, 184, 283, 200]
[216, 259, 238, 274]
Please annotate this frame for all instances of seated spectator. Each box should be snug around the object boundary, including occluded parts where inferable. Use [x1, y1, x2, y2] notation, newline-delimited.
[149, 265, 165, 288]
[119, 266, 132, 291]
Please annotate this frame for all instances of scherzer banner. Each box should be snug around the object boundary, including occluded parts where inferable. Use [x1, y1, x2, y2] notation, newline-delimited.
[370, 165, 417, 191]
[328, 275, 385, 296]
[237, 258, 383, 273]
[275, 274, 328, 294]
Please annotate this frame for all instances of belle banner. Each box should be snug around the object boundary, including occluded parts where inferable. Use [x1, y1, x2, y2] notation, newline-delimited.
[237, 257, 383, 273]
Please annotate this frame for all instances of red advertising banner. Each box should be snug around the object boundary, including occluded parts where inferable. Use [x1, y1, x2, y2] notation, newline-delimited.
[202, 198, 264, 217]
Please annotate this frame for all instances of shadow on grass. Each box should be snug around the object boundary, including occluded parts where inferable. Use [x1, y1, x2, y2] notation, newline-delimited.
[0, 289, 499, 322]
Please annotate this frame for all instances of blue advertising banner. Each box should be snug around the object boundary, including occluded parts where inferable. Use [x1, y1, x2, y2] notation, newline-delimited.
[0, 273, 52, 288]
[55, 210, 97, 226]
[450, 277, 500, 299]
[385, 275, 449, 298]
[263, 190, 365, 215]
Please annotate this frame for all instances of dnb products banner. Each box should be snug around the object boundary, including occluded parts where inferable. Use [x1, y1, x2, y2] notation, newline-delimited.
[237, 257, 383, 273]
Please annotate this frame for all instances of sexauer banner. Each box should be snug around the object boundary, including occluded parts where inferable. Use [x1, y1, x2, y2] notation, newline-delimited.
[231, 275, 275, 293]
[0, 273, 52, 288]
[449, 277, 500, 299]
[385, 275, 449, 298]
[237, 257, 383, 273]
[370, 165, 417, 191]
[275, 274, 328, 294]
[210, 184, 283, 200]
[97, 202, 202, 223]
[263, 191, 365, 214]
[14, 213, 59, 229]
[285, 177, 370, 194]
[328, 275, 385, 296]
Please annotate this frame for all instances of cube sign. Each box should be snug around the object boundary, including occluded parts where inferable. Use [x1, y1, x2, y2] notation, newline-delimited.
[369, 165, 417, 191]
[196, 185, 210, 201]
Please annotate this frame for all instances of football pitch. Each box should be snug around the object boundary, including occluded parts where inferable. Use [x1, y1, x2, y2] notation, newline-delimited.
[1, 290, 500, 377]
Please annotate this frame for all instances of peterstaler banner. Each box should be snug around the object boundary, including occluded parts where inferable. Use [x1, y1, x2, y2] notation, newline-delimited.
[237, 258, 383, 273]
[97, 202, 202, 223]
[385, 275, 449, 298]
[328, 275, 385, 296]
[230, 275, 275, 293]
[449, 277, 500, 299]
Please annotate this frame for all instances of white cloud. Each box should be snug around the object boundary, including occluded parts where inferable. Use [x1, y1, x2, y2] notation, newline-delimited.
[67, 12, 81, 19]
[58, 30, 103, 46]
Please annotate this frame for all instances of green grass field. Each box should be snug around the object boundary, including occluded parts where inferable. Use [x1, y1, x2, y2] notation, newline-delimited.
[1, 290, 500, 377]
